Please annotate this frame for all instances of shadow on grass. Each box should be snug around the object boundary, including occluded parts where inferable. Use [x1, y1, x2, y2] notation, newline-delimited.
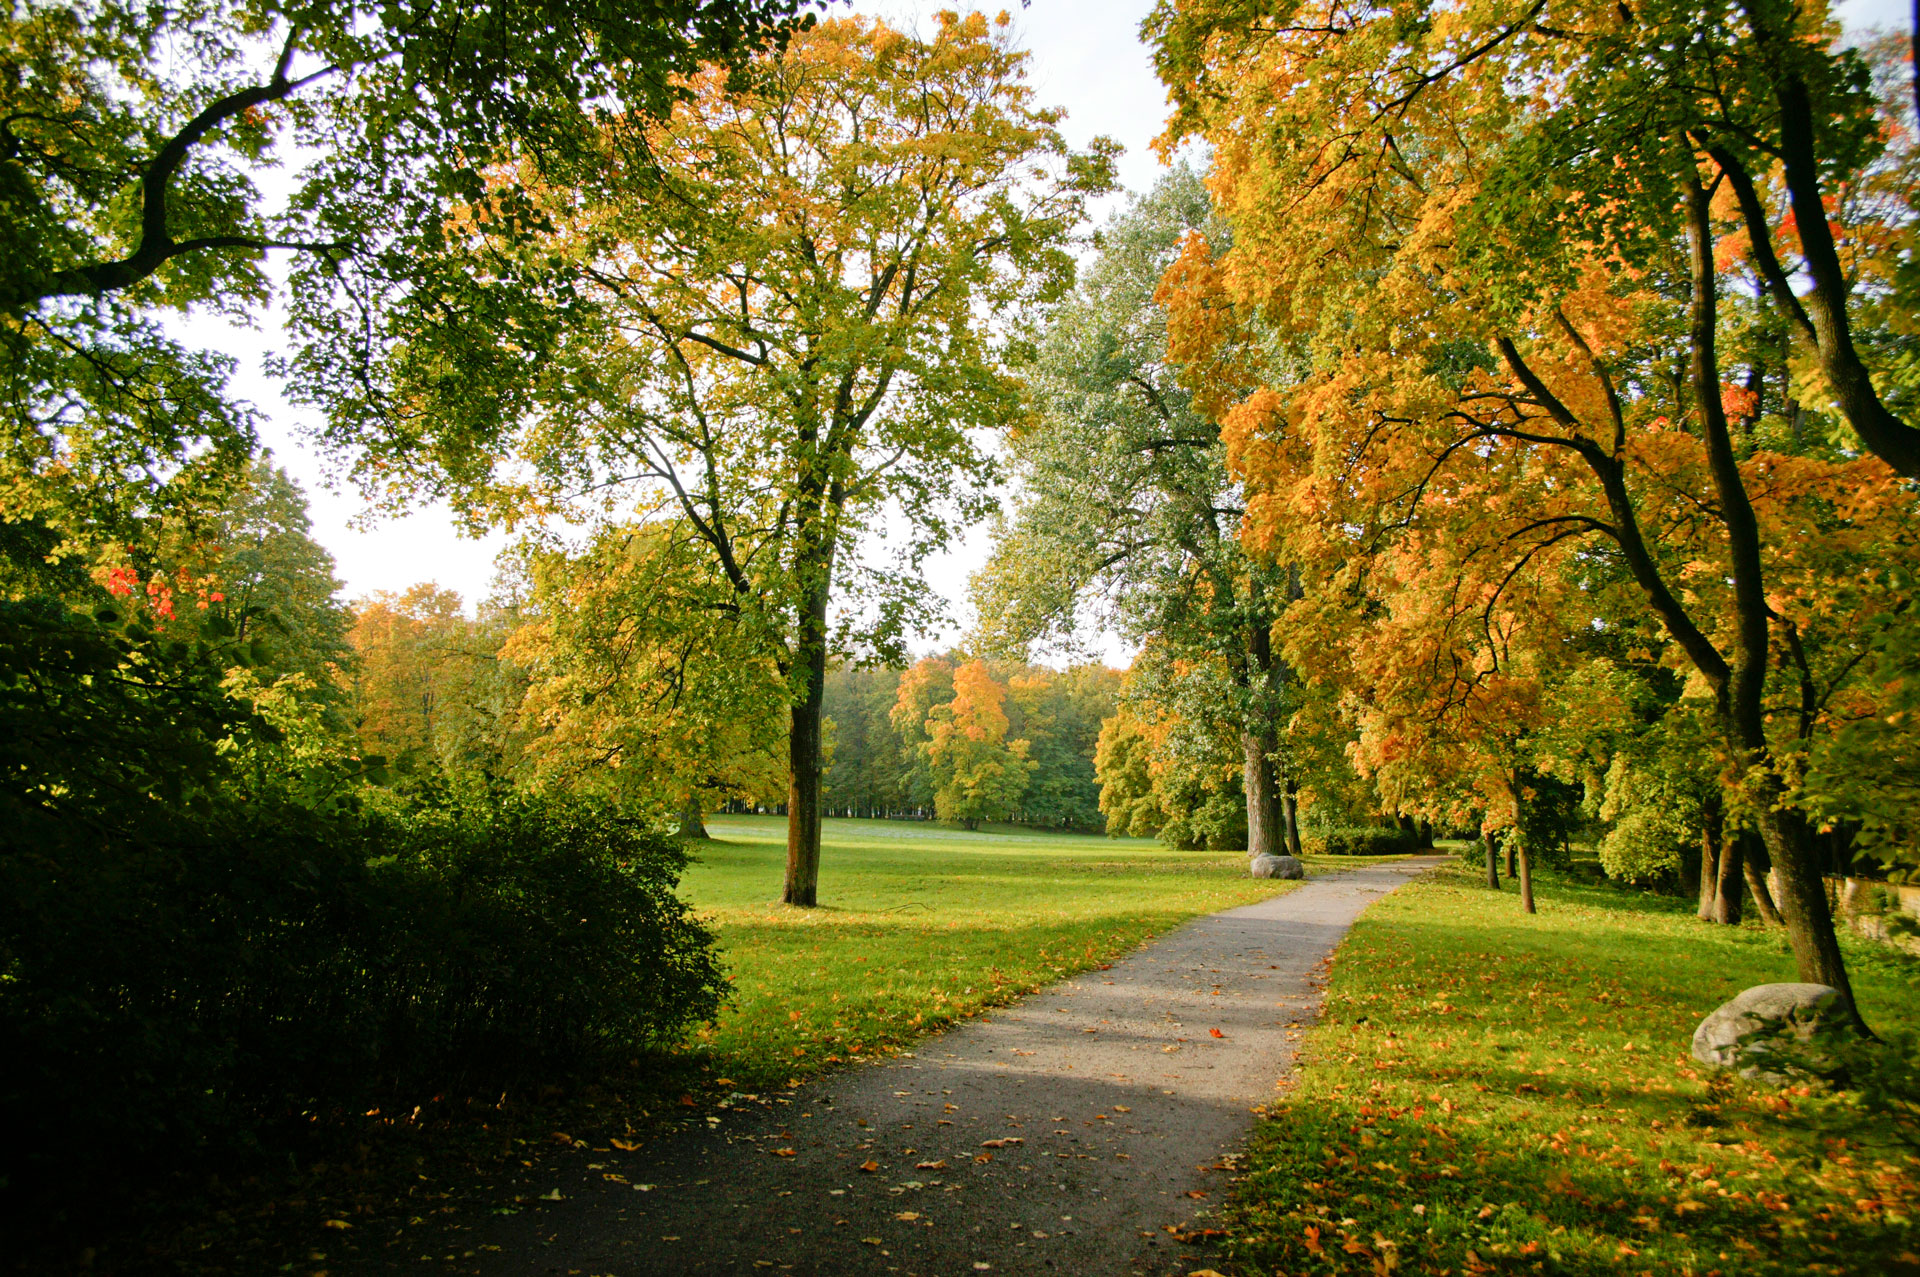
[1222, 863, 1920, 1277]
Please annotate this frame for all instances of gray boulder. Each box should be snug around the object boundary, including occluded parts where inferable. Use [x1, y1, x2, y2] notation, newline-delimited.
[1691, 983, 1841, 1079]
[1250, 854, 1305, 880]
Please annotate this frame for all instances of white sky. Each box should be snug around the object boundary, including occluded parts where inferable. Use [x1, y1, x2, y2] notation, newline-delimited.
[178, 0, 1907, 659]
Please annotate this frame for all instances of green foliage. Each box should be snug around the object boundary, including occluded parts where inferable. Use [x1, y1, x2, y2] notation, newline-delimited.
[2, 0, 818, 542]
[1, 782, 724, 1203]
[1297, 825, 1423, 857]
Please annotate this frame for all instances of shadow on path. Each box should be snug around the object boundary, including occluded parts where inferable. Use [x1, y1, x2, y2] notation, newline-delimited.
[367, 858, 1444, 1277]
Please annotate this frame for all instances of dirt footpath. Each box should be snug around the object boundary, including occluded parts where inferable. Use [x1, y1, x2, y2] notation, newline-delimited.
[446, 857, 1442, 1276]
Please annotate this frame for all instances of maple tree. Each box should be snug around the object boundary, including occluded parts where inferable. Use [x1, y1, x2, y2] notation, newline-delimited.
[1149, 0, 1920, 1013]
[334, 13, 1111, 905]
[914, 659, 1034, 830]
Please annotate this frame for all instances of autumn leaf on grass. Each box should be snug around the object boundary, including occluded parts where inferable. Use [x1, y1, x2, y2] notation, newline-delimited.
[610, 1138, 641, 1152]
[859, 1160, 880, 1172]
[917, 1160, 948, 1170]
[324, 1219, 352, 1230]
[974, 1153, 993, 1164]
[1303, 1225, 1325, 1256]
[980, 1138, 1023, 1148]
[771, 1148, 797, 1157]
[895, 1211, 920, 1221]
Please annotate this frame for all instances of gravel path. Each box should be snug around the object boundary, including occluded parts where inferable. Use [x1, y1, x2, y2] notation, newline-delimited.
[458, 857, 1443, 1276]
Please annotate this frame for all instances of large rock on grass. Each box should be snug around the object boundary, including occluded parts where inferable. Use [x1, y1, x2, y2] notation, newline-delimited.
[1691, 983, 1841, 1079]
[1250, 854, 1304, 880]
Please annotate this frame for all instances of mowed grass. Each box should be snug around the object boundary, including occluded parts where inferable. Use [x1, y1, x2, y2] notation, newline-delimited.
[676, 816, 1379, 1089]
[1221, 860, 1920, 1277]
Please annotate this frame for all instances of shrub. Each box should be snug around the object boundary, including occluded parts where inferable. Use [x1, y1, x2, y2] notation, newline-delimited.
[0, 787, 726, 1203]
[1300, 825, 1424, 856]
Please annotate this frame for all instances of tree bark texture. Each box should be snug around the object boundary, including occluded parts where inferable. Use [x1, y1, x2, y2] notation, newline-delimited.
[1743, 837, 1785, 927]
[1711, 834, 1745, 926]
[1242, 729, 1283, 860]
[1697, 802, 1723, 920]
[1281, 782, 1302, 856]
[1485, 835, 1501, 890]
[1682, 175, 1863, 1021]
[783, 575, 832, 908]
[1505, 838, 1518, 880]
[678, 800, 710, 841]
[1518, 842, 1536, 915]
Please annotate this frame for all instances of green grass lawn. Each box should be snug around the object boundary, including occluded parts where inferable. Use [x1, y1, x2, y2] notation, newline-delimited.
[1220, 859, 1920, 1277]
[677, 816, 1377, 1088]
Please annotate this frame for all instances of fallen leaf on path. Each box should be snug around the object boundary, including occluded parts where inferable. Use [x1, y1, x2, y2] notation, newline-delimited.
[1210, 1029, 1225, 1039]
[1184, 1190, 1208, 1199]
[859, 1160, 880, 1172]
[1113, 1106, 1131, 1113]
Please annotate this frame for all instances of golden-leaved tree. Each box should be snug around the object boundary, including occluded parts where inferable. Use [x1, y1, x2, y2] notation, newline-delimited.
[1149, 0, 1920, 1014]
[333, 13, 1110, 905]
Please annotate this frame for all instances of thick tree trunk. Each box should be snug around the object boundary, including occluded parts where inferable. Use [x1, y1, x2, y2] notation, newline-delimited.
[678, 799, 709, 840]
[1242, 729, 1283, 860]
[1681, 174, 1864, 1025]
[1759, 804, 1862, 1017]
[1485, 834, 1501, 890]
[1711, 833, 1745, 925]
[1505, 838, 1518, 879]
[1518, 842, 1536, 915]
[783, 576, 832, 908]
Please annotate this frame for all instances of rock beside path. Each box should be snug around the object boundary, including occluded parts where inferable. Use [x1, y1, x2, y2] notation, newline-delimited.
[1691, 983, 1840, 1078]
[1250, 854, 1304, 880]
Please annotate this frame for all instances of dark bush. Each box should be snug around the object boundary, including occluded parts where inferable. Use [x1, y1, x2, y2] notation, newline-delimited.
[1300, 825, 1425, 856]
[0, 787, 726, 1201]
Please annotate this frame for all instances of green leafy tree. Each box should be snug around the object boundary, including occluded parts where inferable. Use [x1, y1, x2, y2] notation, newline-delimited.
[974, 166, 1299, 859]
[2, 0, 823, 549]
[337, 14, 1111, 904]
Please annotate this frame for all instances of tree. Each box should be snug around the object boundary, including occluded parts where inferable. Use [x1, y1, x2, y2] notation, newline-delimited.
[504, 521, 788, 819]
[974, 166, 1299, 860]
[338, 13, 1110, 904]
[2, 0, 823, 550]
[1150, 0, 1920, 1015]
[919, 659, 1033, 830]
[348, 584, 522, 778]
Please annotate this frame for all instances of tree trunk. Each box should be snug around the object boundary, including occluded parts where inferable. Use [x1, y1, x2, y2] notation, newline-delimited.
[1711, 833, 1745, 925]
[783, 576, 831, 908]
[1518, 841, 1536, 914]
[1742, 834, 1784, 927]
[1759, 804, 1864, 1021]
[1485, 835, 1501, 890]
[1242, 729, 1283, 860]
[1281, 781, 1302, 856]
[1505, 837, 1517, 879]
[1697, 804, 1722, 921]
[678, 799, 709, 840]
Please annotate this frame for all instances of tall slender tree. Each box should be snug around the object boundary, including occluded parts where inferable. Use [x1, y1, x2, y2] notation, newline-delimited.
[337, 13, 1109, 905]
[974, 168, 1299, 861]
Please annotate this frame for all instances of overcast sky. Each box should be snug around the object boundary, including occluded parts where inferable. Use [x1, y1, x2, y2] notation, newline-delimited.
[185, 0, 1910, 660]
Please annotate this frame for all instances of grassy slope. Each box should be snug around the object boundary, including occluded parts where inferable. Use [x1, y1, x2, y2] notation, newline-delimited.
[681, 815, 1385, 1088]
[1221, 861, 1920, 1277]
